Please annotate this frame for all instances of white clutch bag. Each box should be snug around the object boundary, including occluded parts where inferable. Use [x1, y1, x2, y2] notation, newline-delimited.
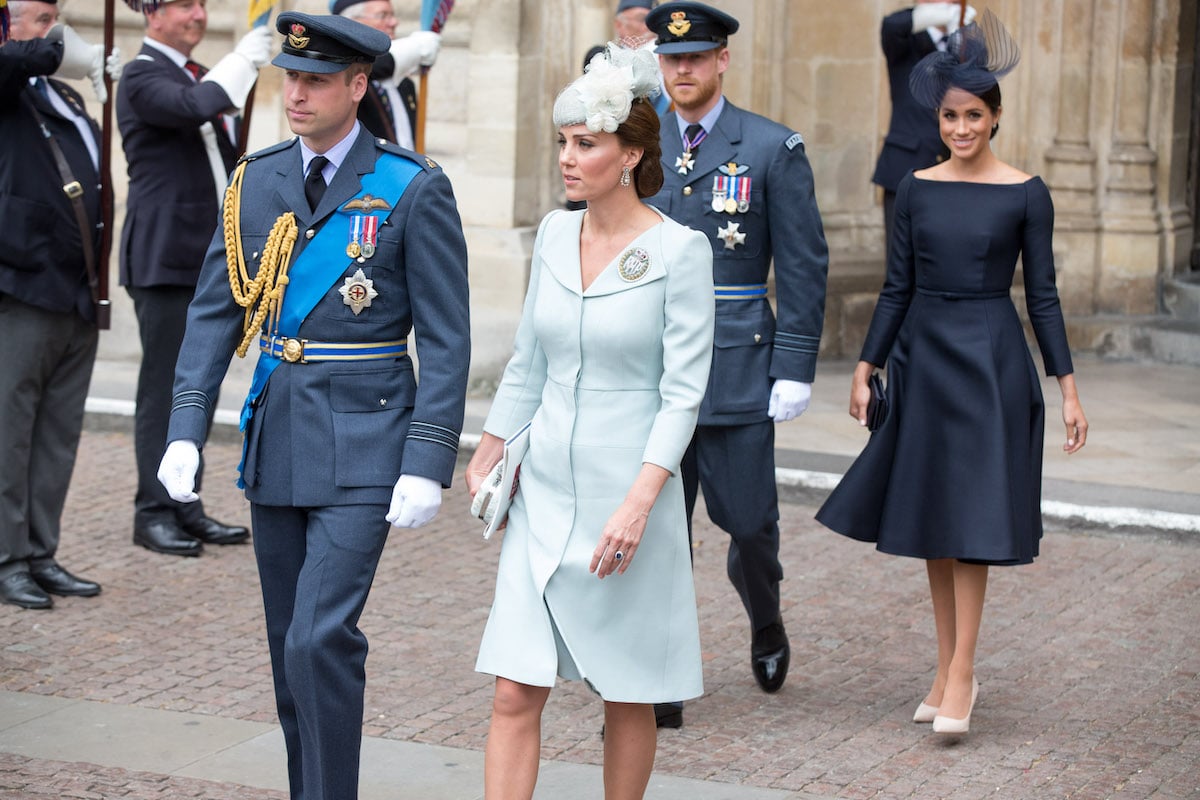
[470, 420, 532, 540]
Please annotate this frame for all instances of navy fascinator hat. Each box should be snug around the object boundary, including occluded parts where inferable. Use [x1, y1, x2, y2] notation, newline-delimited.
[908, 9, 1020, 109]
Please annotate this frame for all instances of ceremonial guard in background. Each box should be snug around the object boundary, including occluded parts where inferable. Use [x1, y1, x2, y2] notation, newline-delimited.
[645, 1, 829, 710]
[156, 13, 470, 798]
[118, 0, 274, 557]
[873, 2, 975, 244]
[331, 0, 440, 148]
[0, 0, 118, 609]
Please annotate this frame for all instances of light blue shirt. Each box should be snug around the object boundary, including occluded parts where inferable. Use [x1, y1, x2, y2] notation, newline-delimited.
[673, 96, 726, 144]
[300, 121, 362, 184]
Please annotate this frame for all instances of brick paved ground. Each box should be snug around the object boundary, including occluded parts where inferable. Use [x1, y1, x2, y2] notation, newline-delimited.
[1, 429, 1198, 798]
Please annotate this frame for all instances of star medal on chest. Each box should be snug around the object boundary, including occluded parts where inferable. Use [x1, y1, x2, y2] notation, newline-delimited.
[618, 247, 651, 282]
[343, 194, 390, 259]
[676, 126, 707, 175]
[719, 162, 751, 214]
[339, 268, 378, 316]
[717, 221, 746, 250]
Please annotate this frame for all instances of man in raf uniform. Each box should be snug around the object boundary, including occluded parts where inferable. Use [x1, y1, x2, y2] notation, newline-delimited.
[0, 0, 116, 608]
[156, 13, 470, 798]
[118, 0, 275, 557]
[331, 0, 440, 148]
[645, 1, 829, 708]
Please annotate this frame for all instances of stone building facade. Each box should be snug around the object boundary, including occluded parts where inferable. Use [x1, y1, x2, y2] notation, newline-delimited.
[70, 0, 1198, 376]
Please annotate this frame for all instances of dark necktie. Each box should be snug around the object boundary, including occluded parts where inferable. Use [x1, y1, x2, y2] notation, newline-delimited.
[683, 123, 704, 155]
[34, 77, 52, 101]
[184, 60, 206, 81]
[305, 155, 330, 212]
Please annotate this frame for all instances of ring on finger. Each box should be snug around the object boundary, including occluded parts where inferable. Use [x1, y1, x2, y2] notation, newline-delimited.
[614, 551, 624, 561]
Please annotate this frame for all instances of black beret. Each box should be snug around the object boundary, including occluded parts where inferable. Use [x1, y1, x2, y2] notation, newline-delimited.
[645, 1, 739, 54]
[271, 12, 390, 74]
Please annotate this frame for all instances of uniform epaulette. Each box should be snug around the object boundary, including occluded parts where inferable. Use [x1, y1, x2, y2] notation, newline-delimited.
[237, 138, 295, 165]
[373, 138, 441, 172]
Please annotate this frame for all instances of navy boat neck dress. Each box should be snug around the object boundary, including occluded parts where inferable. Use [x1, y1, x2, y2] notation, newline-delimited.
[816, 174, 1074, 565]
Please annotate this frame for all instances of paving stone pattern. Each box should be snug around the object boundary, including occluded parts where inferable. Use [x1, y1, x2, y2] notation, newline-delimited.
[1, 431, 1198, 798]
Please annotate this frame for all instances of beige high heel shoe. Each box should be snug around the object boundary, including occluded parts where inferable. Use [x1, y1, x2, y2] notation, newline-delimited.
[932, 677, 979, 734]
[912, 700, 938, 723]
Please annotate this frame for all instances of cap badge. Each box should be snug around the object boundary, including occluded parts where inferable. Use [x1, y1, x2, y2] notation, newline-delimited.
[288, 24, 310, 50]
[340, 268, 379, 315]
[618, 247, 651, 282]
[667, 11, 692, 37]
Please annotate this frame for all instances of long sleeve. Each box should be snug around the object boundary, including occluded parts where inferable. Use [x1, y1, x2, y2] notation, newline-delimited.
[860, 173, 917, 366]
[1021, 178, 1073, 376]
[483, 211, 556, 439]
[643, 226, 714, 472]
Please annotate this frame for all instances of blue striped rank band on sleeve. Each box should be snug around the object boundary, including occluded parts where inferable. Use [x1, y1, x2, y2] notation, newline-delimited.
[714, 283, 769, 300]
[774, 331, 821, 354]
[406, 421, 461, 452]
[170, 389, 211, 415]
[259, 334, 407, 364]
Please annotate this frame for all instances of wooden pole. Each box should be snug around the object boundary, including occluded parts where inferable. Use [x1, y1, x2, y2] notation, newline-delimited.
[415, 68, 428, 154]
[237, 85, 256, 158]
[959, 0, 968, 29]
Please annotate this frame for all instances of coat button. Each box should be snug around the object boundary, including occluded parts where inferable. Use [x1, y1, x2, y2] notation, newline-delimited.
[683, 186, 693, 196]
[754, 333, 762, 343]
[380, 398, 387, 406]
[305, 229, 315, 239]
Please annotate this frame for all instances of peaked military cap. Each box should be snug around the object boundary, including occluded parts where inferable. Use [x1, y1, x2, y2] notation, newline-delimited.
[616, 0, 654, 12]
[272, 12, 390, 74]
[646, 1, 739, 54]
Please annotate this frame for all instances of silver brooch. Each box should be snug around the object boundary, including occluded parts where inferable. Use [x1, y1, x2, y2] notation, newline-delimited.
[617, 247, 651, 282]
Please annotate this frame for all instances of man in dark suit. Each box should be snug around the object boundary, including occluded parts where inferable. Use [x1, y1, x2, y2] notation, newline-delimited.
[0, 0, 116, 608]
[117, 0, 274, 557]
[873, 2, 974, 244]
[645, 1, 829, 707]
[331, 0, 440, 148]
[157, 13, 469, 797]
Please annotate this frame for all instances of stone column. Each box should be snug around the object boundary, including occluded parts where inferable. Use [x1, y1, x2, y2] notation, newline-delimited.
[1097, 0, 1161, 314]
[1042, 0, 1101, 314]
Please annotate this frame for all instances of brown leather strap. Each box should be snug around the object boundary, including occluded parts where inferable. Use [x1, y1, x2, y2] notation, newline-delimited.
[21, 88, 110, 328]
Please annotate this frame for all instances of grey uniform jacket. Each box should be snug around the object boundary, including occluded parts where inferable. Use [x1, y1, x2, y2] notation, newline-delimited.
[167, 127, 470, 506]
[648, 100, 828, 427]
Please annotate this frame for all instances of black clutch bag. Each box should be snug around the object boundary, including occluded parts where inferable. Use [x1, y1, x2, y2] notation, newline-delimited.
[866, 372, 888, 432]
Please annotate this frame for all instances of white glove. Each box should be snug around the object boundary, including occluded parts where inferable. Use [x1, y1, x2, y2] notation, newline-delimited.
[201, 26, 273, 109]
[768, 379, 812, 423]
[234, 25, 274, 68]
[387, 474, 443, 528]
[912, 2, 971, 32]
[157, 440, 201, 503]
[105, 48, 124, 83]
[52, 26, 105, 102]
[387, 31, 440, 83]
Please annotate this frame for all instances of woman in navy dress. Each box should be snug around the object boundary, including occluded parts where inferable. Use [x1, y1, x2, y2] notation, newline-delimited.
[816, 12, 1088, 735]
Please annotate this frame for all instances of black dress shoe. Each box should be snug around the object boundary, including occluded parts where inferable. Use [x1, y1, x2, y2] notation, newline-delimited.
[134, 520, 203, 557]
[30, 563, 101, 597]
[181, 517, 250, 545]
[0, 573, 53, 609]
[751, 621, 790, 693]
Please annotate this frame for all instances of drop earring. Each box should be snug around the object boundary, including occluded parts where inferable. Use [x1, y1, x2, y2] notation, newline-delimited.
[620, 166, 631, 187]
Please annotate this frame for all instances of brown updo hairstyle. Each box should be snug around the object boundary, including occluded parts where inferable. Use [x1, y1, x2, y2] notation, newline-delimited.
[978, 83, 1002, 139]
[615, 97, 664, 198]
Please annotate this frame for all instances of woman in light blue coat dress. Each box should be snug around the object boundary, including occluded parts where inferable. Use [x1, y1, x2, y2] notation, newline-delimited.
[466, 46, 715, 800]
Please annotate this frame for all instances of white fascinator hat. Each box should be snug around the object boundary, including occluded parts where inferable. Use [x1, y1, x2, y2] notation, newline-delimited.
[553, 44, 662, 133]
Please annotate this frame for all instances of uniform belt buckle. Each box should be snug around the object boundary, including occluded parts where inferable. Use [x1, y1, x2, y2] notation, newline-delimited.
[62, 181, 83, 199]
[280, 337, 307, 363]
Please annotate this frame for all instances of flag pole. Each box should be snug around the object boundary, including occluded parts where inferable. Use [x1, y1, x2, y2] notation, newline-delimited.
[97, 0, 116, 329]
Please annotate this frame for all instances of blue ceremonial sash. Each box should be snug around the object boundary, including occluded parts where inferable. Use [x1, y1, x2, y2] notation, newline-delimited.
[235, 152, 423, 486]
